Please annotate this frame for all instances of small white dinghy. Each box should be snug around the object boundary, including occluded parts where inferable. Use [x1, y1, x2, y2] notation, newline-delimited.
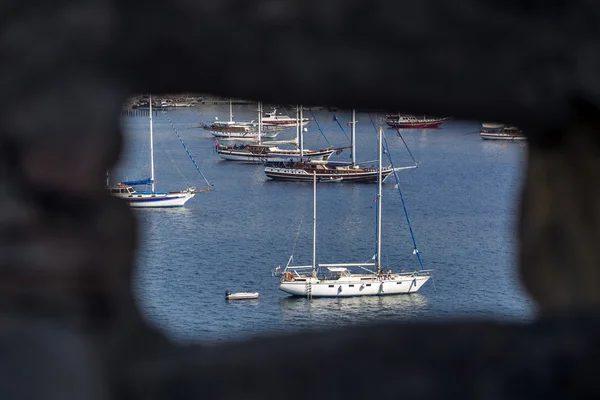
[225, 291, 259, 300]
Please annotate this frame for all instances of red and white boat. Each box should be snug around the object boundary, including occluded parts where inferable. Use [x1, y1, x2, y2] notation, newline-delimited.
[262, 108, 309, 127]
[385, 114, 448, 129]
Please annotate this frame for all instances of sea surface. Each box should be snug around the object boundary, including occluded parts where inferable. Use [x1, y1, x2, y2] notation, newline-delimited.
[114, 104, 534, 343]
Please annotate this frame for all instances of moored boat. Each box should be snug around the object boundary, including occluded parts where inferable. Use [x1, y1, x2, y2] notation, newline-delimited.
[217, 143, 336, 163]
[201, 99, 283, 139]
[385, 114, 448, 128]
[264, 109, 415, 182]
[480, 123, 526, 141]
[225, 291, 259, 300]
[277, 126, 431, 298]
[216, 103, 338, 163]
[108, 183, 203, 207]
[264, 160, 398, 183]
[108, 95, 210, 208]
[262, 108, 309, 127]
[203, 122, 282, 139]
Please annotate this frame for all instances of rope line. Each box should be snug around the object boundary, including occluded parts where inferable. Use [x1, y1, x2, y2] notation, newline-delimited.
[162, 110, 213, 188]
[382, 130, 425, 271]
[290, 217, 304, 258]
[368, 113, 418, 167]
[332, 112, 350, 142]
[310, 110, 332, 146]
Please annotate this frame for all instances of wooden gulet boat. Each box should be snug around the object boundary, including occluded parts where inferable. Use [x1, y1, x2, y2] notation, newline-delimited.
[264, 109, 415, 182]
[385, 113, 448, 129]
[202, 98, 283, 139]
[216, 103, 337, 163]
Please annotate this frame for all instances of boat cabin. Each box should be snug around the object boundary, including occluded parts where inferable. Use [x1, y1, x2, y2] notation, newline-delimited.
[108, 184, 136, 195]
[480, 123, 505, 133]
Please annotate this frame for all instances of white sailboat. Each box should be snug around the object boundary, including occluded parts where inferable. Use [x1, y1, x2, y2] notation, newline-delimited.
[216, 104, 338, 163]
[109, 95, 206, 207]
[278, 126, 431, 297]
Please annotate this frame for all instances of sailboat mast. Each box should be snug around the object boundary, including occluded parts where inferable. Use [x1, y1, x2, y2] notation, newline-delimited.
[376, 126, 383, 272]
[351, 109, 356, 166]
[149, 94, 155, 193]
[295, 105, 300, 150]
[229, 98, 233, 123]
[300, 105, 304, 159]
[257, 101, 262, 145]
[312, 171, 317, 273]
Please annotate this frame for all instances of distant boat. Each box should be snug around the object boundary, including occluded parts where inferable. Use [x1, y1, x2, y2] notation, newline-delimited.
[225, 291, 259, 300]
[216, 104, 338, 163]
[262, 108, 309, 127]
[480, 123, 526, 141]
[278, 126, 431, 298]
[201, 98, 283, 139]
[108, 95, 210, 207]
[264, 109, 415, 183]
[385, 114, 448, 129]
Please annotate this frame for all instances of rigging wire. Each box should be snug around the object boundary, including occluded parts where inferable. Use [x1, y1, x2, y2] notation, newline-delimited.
[290, 216, 304, 258]
[367, 113, 418, 167]
[162, 109, 213, 188]
[381, 130, 425, 271]
[310, 110, 332, 146]
[332, 111, 351, 142]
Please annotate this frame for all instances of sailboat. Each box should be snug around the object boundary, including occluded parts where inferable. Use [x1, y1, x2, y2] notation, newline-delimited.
[108, 95, 208, 207]
[201, 98, 283, 139]
[216, 104, 339, 163]
[264, 109, 415, 182]
[278, 126, 431, 297]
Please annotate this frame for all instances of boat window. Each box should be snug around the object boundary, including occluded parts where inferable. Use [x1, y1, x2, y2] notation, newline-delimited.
[366, 284, 371, 287]
[120, 189, 128, 193]
[397, 282, 402, 284]
[111, 189, 119, 194]
[328, 285, 334, 288]
[349, 285, 354, 287]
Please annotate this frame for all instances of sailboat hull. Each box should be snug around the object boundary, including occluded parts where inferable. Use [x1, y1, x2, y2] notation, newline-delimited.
[279, 275, 430, 297]
[264, 166, 395, 183]
[218, 149, 334, 163]
[210, 131, 279, 139]
[119, 192, 196, 208]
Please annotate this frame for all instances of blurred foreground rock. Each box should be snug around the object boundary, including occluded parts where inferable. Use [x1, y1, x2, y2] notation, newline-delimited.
[0, 0, 598, 399]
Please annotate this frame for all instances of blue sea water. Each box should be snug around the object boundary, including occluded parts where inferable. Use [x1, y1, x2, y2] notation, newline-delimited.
[114, 104, 534, 343]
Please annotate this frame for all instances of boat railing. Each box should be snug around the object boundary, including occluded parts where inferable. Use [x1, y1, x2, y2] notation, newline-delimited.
[318, 263, 376, 267]
[395, 269, 433, 277]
